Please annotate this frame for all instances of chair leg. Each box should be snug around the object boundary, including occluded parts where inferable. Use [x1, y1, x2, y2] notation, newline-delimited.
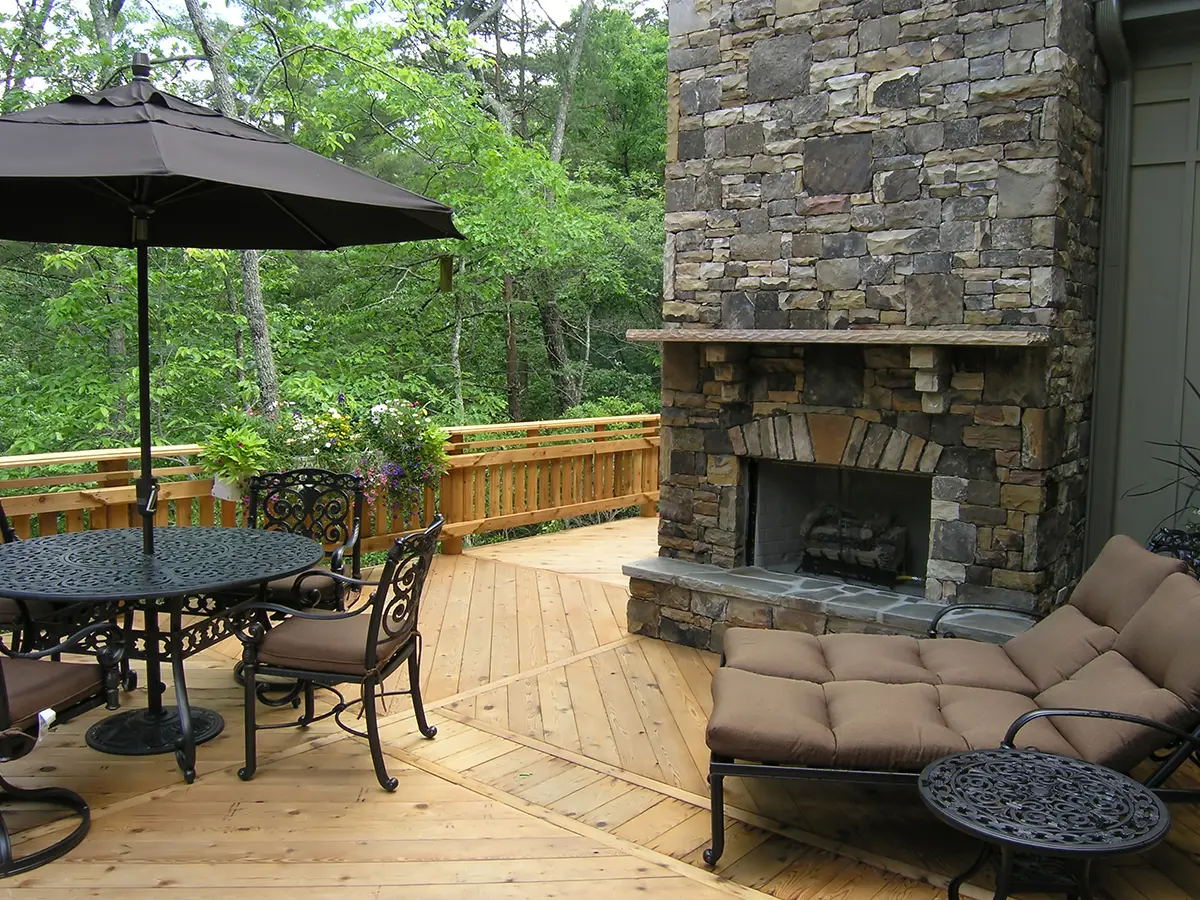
[238, 654, 259, 782]
[363, 678, 398, 792]
[0, 774, 90, 877]
[300, 681, 316, 726]
[408, 649, 436, 739]
[702, 769, 726, 866]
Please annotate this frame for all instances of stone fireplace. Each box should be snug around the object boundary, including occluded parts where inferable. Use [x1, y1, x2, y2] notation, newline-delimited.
[623, 0, 1103, 651]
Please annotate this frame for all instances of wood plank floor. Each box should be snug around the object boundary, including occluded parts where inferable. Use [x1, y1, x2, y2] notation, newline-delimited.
[3, 518, 1197, 900]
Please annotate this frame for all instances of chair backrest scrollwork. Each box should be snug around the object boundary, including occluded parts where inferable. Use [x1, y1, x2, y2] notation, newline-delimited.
[0, 500, 17, 544]
[365, 515, 444, 669]
[247, 469, 364, 577]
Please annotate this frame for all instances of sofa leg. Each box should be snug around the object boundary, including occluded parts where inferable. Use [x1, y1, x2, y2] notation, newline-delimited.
[702, 770, 725, 867]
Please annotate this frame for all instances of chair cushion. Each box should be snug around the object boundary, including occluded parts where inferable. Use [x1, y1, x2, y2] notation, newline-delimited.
[721, 628, 1036, 694]
[1036, 651, 1193, 772]
[265, 572, 338, 605]
[2, 658, 102, 729]
[257, 612, 408, 675]
[0, 597, 55, 625]
[1114, 572, 1200, 708]
[722, 629, 831, 681]
[1002, 605, 1117, 693]
[1067, 534, 1187, 631]
[707, 668, 1069, 771]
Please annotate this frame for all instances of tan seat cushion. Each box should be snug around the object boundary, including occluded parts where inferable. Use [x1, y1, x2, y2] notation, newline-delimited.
[1002, 605, 1117, 693]
[257, 612, 408, 675]
[1036, 651, 1192, 773]
[265, 572, 338, 605]
[1115, 572, 1200, 708]
[722, 628, 1036, 694]
[2, 658, 102, 729]
[707, 668, 1069, 771]
[1067, 534, 1187, 631]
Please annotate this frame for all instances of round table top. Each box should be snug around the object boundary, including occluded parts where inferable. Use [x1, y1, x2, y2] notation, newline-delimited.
[0, 527, 324, 602]
[919, 748, 1170, 858]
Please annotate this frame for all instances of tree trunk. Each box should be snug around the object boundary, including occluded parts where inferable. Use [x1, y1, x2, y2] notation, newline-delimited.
[538, 293, 581, 413]
[224, 265, 245, 381]
[549, 0, 594, 164]
[3, 0, 54, 98]
[504, 275, 521, 421]
[239, 250, 279, 417]
[183, 0, 281, 419]
[450, 290, 465, 421]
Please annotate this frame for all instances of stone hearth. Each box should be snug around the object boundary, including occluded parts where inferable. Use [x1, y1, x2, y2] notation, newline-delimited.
[626, 0, 1103, 650]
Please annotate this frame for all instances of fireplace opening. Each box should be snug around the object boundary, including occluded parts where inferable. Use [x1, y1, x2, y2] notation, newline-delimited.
[749, 460, 932, 594]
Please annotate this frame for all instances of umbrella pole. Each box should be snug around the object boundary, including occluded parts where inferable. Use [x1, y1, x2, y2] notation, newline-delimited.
[135, 240, 157, 554]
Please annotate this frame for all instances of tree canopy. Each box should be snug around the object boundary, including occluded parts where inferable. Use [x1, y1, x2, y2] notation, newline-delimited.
[0, 0, 666, 454]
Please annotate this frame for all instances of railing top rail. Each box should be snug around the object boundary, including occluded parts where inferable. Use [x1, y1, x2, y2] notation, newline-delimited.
[0, 416, 662, 472]
[447, 414, 659, 436]
[0, 444, 202, 471]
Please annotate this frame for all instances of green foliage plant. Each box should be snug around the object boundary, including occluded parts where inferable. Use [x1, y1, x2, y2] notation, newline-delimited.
[198, 425, 273, 484]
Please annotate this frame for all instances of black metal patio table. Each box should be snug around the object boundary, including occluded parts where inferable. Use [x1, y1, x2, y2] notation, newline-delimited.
[0, 527, 323, 783]
[919, 748, 1170, 899]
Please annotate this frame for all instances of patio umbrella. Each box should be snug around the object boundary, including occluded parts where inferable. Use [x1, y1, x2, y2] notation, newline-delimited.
[0, 52, 461, 553]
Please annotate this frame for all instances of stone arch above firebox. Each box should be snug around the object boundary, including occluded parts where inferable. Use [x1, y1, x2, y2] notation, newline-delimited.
[727, 413, 944, 474]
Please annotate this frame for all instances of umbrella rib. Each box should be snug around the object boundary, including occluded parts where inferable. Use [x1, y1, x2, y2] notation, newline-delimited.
[263, 192, 335, 249]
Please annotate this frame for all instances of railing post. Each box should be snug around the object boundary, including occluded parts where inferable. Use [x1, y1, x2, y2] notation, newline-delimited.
[97, 458, 133, 528]
[640, 416, 658, 517]
[440, 433, 465, 555]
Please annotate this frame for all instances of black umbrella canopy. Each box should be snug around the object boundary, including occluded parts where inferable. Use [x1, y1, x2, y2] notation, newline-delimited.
[0, 59, 462, 248]
[0, 54, 461, 553]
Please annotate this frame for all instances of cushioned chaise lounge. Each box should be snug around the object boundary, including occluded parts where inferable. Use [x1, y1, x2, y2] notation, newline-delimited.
[702, 536, 1200, 865]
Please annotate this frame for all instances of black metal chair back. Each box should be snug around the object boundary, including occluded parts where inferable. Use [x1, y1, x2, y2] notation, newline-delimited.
[247, 469, 364, 578]
[0, 501, 17, 544]
[364, 515, 443, 671]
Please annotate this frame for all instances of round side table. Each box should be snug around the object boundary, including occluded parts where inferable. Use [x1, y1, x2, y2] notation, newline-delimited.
[919, 748, 1170, 900]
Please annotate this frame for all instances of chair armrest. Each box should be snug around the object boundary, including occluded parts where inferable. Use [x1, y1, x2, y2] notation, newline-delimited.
[228, 571, 380, 622]
[927, 603, 1040, 638]
[1001, 708, 1200, 752]
[0, 620, 125, 666]
[329, 522, 361, 575]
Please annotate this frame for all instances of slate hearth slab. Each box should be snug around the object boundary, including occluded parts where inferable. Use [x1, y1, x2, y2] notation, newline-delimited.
[623, 557, 1031, 643]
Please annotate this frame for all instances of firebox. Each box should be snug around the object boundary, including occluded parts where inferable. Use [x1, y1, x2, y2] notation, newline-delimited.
[749, 460, 932, 594]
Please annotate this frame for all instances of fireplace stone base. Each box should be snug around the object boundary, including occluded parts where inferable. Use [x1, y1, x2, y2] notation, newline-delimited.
[624, 556, 1034, 652]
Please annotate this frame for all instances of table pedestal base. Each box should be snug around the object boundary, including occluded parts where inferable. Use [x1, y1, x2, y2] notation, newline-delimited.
[85, 708, 224, 758]
[948, 845, 1093, 900]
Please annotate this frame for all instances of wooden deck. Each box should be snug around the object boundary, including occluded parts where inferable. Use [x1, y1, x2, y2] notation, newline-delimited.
[3, 517, 1199, 899]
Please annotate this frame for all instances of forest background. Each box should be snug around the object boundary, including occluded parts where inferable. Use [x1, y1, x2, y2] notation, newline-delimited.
[0, 0, 667, 455]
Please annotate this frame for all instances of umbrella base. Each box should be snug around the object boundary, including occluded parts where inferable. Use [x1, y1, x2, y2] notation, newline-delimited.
[85, 707, 224, 757]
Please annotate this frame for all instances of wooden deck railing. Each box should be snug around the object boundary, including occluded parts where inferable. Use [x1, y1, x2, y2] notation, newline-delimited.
[0, 415, 660, 555]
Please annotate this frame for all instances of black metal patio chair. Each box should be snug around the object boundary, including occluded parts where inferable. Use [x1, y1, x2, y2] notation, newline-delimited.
[0, 501, 135, 691]
[0, 619, 123, 875]
[246, 468, 365, 610]
[232, 515, 443, 791]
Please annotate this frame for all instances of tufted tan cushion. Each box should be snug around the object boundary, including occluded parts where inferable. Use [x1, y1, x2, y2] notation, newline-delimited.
[1115, 572, 1200, 709]
[722, 628, 1036, 694]
[1035, 652, 1192, 773]
[1068, 534, 1187, 631]
[257, 612, 410, 675]
[1001, 605, 1117, 693]
[2, 658, 102, 729]
[707, 668, 1077, 771]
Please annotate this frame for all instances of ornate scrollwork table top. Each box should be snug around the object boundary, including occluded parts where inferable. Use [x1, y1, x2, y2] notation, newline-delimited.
[0, 528, 324, 602]
[920, 749, 1170, 858]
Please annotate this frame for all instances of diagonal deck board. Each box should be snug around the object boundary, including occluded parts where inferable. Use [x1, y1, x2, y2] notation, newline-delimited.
[6, 518, 1200, 900]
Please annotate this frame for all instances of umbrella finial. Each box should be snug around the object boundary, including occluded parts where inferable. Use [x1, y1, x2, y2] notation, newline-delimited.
[131, 52, 152, 81]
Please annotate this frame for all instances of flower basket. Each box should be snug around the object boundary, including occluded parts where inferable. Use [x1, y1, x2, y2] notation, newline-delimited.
[212, 475, 243, 502]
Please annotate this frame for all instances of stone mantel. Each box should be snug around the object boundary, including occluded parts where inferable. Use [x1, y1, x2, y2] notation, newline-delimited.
[626, 329, 1049, 347]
